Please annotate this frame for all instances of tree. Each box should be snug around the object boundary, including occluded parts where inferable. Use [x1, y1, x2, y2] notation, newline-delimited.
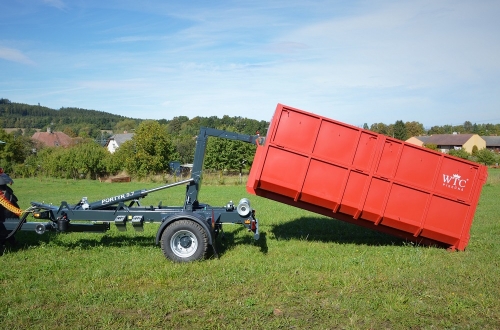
[173, 137, 196, 165]
[442, 125, 453, 134]
[0, 129, 34, 173]
[405, 121, 425, 138]
[114, 119, 137, 134]
[463, 121, 473, 133]
[122, 120, 178, 177]
[167, 116, 189, 135]
[111, 139, 135, 174]
[363, 123, 369, 130]
[12, 129, 23, 137]
[69, 141, 109, 179]
[428, 126, 444, 134]
[38, 147, 68, 178]
[452, 124, 465, 134]
[63, 127, 77, 138]
[369, 123, 389, 135]
[77, 125, 100, 139]
[179, 118, 200, 137]
[393, 120, 408, 141]
[23, 127, 37, 137]
[203, 132, 256, 175]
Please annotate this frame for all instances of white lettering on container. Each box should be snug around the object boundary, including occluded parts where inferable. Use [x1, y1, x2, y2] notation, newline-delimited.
[442, 174, 468, 192]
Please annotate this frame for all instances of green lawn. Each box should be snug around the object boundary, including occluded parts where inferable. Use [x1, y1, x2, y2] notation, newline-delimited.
[1, 171, 500, 329]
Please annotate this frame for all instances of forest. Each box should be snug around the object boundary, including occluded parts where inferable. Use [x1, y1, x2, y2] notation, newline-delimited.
[1, 98, 499, 180]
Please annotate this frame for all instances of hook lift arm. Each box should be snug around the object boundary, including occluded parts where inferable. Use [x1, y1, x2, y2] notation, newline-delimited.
[184, 127, 262, 211]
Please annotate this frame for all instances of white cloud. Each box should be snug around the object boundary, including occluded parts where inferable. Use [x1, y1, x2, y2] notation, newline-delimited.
[108, 35, 170, 43]
[282, 0, 500, 86]
[78, 79, 153, 90]
[0, 47, 36, 65]
[42, 0, 66, 10]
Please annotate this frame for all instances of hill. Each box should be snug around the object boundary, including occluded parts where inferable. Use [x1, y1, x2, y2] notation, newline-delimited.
[0, 98, 270, 140]
[0, 98, 132, 130]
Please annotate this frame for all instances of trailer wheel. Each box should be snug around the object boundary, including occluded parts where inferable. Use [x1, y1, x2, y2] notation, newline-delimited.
[160, 220, 208, 262]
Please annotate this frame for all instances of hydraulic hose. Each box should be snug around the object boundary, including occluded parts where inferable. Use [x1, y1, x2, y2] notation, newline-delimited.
[1, 191, 33, 241]
[0, 190, 23, 216]
[2, 210, 32, 241]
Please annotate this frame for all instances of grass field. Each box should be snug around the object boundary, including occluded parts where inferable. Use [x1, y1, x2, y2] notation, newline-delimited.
[1, 170, 500, 329]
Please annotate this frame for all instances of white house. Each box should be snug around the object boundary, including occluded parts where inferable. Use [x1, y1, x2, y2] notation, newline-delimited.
[105, 133, 134, 153]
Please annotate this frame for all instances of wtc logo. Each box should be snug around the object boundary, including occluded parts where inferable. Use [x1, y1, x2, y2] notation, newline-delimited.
[442, 174, 468, 191]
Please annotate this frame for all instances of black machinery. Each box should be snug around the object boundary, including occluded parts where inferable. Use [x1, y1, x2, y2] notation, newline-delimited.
[0, 128, 262, 262]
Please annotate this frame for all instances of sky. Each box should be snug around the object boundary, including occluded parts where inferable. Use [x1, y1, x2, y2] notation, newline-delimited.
[1, 0, 499, 128]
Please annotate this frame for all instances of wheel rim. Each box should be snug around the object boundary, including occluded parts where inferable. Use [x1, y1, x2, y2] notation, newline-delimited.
[170, 230, 198, 258]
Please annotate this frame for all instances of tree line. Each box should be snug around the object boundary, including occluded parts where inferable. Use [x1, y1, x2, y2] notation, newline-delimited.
[365, 120, 500, 165]
[1, 99, 138, 140]
[0, 100, 267, 180]
[365, 120, 500, 141]
[0, 99, 268, 141]
[0, 120, 262, 180]
[3, 98, 499, 140]
[1, 98, 499, 181]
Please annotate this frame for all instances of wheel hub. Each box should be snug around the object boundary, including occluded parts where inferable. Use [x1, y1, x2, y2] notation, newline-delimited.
[180, 235, 192, 249]
[170, 229, 198, 258]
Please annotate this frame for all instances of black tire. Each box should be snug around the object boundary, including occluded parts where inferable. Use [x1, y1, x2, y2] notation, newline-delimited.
[160, 220, 208, 262]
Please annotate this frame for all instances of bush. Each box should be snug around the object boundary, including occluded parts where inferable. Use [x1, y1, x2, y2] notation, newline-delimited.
[448, 148, 470, 160]
[472, 145, 479, 156]
[476, 148, 497, 165]
[424, 144, 438, 151]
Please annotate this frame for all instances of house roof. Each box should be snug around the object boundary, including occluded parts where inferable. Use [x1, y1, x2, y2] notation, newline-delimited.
[414, 134, 475, 145]
[413, 136, 431, 144]
[106, 133, 134, 146]
[32, 131, 73, 147]
[481, 136, 500, 147]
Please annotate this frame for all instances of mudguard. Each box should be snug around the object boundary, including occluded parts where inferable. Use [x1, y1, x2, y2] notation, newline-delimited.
[155, 211, 214, 246]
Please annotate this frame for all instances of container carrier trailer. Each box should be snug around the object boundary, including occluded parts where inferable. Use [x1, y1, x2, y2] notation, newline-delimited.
[1, 104, 488, 261]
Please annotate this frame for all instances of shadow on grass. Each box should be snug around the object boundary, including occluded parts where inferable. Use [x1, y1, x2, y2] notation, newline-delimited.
[1, 216, 404, 258]
[1, 230, 157, 254]
[3, 227, 269, 259]
[214, 227, 268, 259]
[271, 216, 408, 247]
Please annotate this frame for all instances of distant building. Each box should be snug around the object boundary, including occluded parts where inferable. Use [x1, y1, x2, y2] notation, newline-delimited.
[105, 133, 134, 153]
[405, 136, 430, 147]
[31, 127, 73, 147]
[406, 134, 485, 153]
[481, 136, 500, 153]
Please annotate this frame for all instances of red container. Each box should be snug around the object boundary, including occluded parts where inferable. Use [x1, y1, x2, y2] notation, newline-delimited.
[247, 104, 488, 250]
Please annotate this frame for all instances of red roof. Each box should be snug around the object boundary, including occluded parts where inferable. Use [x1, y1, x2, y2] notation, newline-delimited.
[32, 131, 73, 147]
